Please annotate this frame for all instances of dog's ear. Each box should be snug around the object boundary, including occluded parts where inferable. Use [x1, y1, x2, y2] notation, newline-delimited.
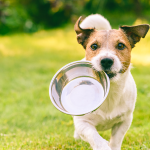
[74, 16, 95, 49]
[120, 24, 149, 48]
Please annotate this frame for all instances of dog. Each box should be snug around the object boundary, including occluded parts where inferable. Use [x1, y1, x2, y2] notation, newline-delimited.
[73, 14, 149, 150]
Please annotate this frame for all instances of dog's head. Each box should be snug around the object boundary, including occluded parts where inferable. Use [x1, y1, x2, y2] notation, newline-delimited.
[75, 16, 149, 80]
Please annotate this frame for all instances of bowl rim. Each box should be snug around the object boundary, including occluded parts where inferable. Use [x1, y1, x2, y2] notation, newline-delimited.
[49, 60, 110, 116]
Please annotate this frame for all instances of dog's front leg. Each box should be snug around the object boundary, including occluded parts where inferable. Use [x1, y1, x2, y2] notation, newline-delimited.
[109, 115, 133, 150]
[74, 118, 111, 150]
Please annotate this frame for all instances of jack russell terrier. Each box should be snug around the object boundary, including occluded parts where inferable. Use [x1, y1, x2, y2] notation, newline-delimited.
[73, 14, 149, 150]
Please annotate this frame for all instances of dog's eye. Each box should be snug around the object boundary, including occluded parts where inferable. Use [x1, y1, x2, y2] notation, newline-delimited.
[91, 44, 98, 50]
[117, 43, 125, 50]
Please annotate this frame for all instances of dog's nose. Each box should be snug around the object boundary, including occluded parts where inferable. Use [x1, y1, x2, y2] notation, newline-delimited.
[101, 58, 114, 69]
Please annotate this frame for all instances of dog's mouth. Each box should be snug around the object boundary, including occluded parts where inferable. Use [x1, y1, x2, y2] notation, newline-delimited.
[104, 71, 117, 79]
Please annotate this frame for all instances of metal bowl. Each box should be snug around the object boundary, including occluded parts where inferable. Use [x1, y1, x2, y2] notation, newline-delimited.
[49, 61, 110, 116]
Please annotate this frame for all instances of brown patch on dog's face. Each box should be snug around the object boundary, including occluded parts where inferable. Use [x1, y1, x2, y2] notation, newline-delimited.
[85, 30, 107, 61]
[85, 29, 132, 73]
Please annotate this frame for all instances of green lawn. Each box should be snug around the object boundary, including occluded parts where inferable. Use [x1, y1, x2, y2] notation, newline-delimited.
[0, 23, 150, 150]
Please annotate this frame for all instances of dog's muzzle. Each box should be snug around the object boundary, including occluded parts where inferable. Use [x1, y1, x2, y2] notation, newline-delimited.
[100, 58, 116, 79]
[101, 58, 113, 69]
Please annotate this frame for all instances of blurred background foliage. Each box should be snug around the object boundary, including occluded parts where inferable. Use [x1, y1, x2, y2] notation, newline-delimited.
[0, 1, 150, 149]
[0, 0, 150, 34]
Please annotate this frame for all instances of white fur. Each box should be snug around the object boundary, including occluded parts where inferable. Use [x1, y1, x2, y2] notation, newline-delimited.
[73, 14, 137, 150]
[80, 14, 111, 30]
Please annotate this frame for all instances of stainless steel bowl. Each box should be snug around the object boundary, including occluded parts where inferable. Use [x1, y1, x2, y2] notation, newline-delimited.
[49, 61, 110, 116]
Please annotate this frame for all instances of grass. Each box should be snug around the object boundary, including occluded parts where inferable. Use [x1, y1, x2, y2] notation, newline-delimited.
[0, 19, 150, 149]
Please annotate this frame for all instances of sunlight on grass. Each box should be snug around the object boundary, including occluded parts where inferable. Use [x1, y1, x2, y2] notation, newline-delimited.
[31, 30, 77, 50]
[0, 37, 22, 56]
[0, 34, 35, 56]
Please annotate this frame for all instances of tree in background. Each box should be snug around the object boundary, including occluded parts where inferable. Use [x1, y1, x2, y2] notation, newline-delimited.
[0, 0, 150, 34]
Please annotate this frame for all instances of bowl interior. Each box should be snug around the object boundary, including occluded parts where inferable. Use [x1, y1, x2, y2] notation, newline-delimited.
[49, 61, 110, 116]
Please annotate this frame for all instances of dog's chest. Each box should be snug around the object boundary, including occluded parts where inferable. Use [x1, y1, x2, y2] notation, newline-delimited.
[95, 110, 126, 131]
[86, 104, 127, 131]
